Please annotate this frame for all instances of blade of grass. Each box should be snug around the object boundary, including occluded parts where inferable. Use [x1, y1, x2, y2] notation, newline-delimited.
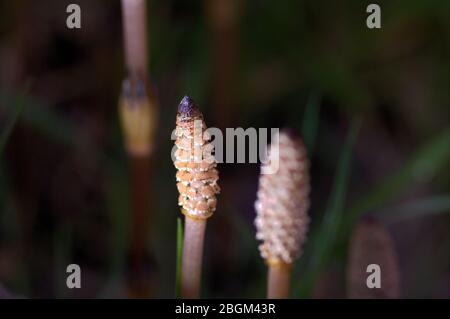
[294, 120, 360, 297]
[175, 217, 183, 298]
[301, 91, 321, 155]
[97, 156, 130, 298]
[344, 128, 450, 232]
[104, 157, 130, 275]
[0, 91, 75, 146]
[377, 195, 450, 223]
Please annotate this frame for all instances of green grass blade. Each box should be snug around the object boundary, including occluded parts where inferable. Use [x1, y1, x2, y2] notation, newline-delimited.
[344, 128, 450, 231]
[104, 158, 130, 275]
[175, 218, 183, 298]
[302, 91, 321, 155]
[0, 91, 75, 147]
[294, 121, 360, 297]
[378, 195, 450, 223]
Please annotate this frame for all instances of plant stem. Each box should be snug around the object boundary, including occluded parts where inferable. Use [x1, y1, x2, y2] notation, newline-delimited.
[126, 153, 152, 298]
[121, 0, 148, 77]
[129, 154, 150, 265]
[267, 263, 291, 299]
[182, 217, 207, 298]
[120, 0, 155, 297]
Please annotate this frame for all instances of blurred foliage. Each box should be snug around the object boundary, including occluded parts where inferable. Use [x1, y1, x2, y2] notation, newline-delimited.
[378, 195, 450, 223]
[0, 91, 75, 147]
[0, 92, 24, 157]
[0, 0, 449, 298]
[345, 128, 450, 230]
[294, 121, 360, 297]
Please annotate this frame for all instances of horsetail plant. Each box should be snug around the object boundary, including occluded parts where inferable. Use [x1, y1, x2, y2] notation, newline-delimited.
[120, 0, 157, 297]
[173, 96, 220, 298]
[120, 0, 156, 157]
[255, 129, 310, 298]
[119, 77, 156, 298]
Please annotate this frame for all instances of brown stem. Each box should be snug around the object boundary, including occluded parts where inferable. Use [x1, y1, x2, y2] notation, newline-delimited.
[127, 153, 152, 298]
[129, 154, 151, 265]
[182, 217, 207, 299]
[120, 0, 155, 298]
[121, 0, 149, 77]
[267, 263, 291, 299]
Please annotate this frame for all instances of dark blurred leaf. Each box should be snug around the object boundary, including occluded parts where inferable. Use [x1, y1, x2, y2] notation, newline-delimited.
[104, 157, 130, 274]
[0, 94, 24, 157]
[227, 205, 265, 298]
[345, 128, 450, 231]
[294, 120, 360, 297]
[302, 91, 321, 155]
[0, 91, 75, 146]
[378, 195, 450, 223]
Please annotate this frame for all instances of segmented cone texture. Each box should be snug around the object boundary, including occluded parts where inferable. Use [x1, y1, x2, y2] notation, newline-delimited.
[347, 217, 400, 298]
[173, 96, 220, 220]
[255, 130, 310, 265]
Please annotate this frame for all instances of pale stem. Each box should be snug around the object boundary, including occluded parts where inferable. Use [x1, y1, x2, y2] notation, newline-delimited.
[182, 217, 207, 299]
[121, 0, 149, 76]
[267, 263, 291, 299]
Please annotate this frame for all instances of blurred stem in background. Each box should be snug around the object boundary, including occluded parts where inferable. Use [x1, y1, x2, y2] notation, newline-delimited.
[206, 0, 241, 128]
[121, 0, 148, 78]
[120, 0, 158, 298]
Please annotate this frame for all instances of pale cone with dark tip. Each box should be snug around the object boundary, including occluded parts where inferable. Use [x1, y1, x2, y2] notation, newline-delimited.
[173, 96, 220, 220]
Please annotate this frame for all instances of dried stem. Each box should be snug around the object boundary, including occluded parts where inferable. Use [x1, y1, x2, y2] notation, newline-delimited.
[181, 217, 207, 299]
[267, 263, 291, 299]
[121, 0, 149, 77]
